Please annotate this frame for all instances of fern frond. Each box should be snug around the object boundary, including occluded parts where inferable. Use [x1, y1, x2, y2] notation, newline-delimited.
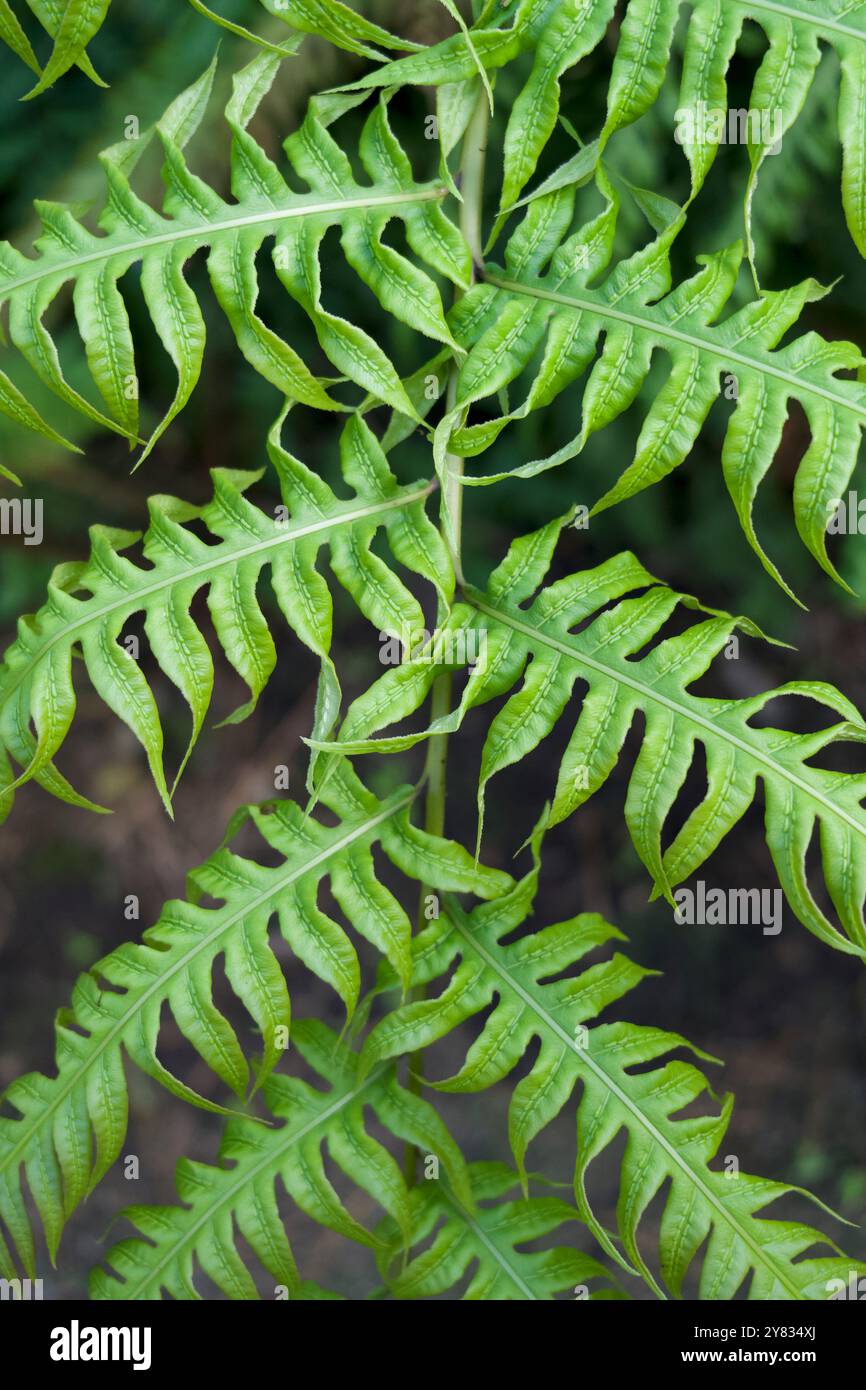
[376, 1161, 620, 1301]
[0, 409, 451, 819]
[330, 0, 529, 93]
[313, 515, 866, 957]
[348, 0, 866, 269]
[0, 764, 510, 1280]
[0, 52, 470, 458]
[1, 0, 420, 92]
[594, 0, 866, 267]
[91, 1019, 470, 1300]
[439, 188, 866, 599]
[362, 866, 866, 1300]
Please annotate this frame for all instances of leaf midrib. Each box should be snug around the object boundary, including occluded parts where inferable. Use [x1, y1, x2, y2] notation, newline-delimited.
[483, 273, 866, 424]
[0, 482, 432, 716]
[467, 591, 866, 851]
[443, 898, 803, 1300]
[439, 1186, 539, 1299]
[0, 790, 414, 1184]
[1, 188, 446, 297]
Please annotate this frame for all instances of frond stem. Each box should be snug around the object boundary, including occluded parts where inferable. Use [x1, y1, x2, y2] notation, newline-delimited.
[404, 84, 490, 1187]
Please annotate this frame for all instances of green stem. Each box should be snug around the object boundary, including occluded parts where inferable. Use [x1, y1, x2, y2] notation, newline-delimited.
[403, 85, 489, 1187]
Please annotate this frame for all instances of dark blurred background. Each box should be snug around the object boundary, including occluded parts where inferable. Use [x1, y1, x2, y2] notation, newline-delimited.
[1, 0, 865, 1299]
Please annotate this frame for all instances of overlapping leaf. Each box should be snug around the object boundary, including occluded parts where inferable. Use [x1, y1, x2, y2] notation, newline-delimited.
[333, 0, 537, 97]
[337, 0, 591, 207]
[362, 864, 866, 1300]
[496, 0, 616, 217]
[9, 0, 864, 267]
[91, 1019, 470, 1300]
[376, 1161, 620, 1301]
[594, 0, 866, 265]
[0, 52, 470, 459]
[257, 0, 417, 59]
[0, 409, 451, 821]
[4, 0, 864, 1312]
[0, 0, 420, 93]
[0, 0, 111, 96]
[436, 186, 866, 599]
[0, 762, 511, 1280]
[313, 515, 866, 957]
[349, 0, 866, 267]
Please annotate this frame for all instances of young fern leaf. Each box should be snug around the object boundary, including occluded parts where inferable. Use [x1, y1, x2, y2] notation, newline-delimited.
[376, 1161, 621, 1301]
[440, 187, 866, 600]
[0, 53, 470, 459]
[0, 409, 451, 819]
[362, 868, 866, 1300]
[312, 515, 866, 957]
[91, 1019, 471, 1300]
[330, 0, 610, 101]
[332, 0, 609, 218]
[0, 763, 510, 1281]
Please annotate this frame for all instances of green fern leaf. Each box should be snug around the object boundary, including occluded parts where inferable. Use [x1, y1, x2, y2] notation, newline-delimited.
[335, 0, 602, 101]
[257, 0, 419, 60]
[376, 1161, 620, 1301]
[0, 0, 41, 76]
[439, 187, 866, 599]
[597, 0, 866, 266]
[0, 0, 420, 90]
[22, 0, 111, 99]
[346, 0, 866, 269]
[498, 0, 617, 216]
[0, 408, 451, 819]
[498, 0, 866, 265]
[0, 0, 110, 94]
[0, 53, 470, 458]
[331, 10, 524, 93]
[362, 866, 866, 1300]
[0, 764, 510, 1280]
[312, 515, 866, 957]
[90, 1019, 470, 1299]
[7, 0, 865, 286]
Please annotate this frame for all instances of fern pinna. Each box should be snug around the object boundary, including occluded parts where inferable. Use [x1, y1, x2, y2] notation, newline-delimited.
[1, 2, 865, 1304]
